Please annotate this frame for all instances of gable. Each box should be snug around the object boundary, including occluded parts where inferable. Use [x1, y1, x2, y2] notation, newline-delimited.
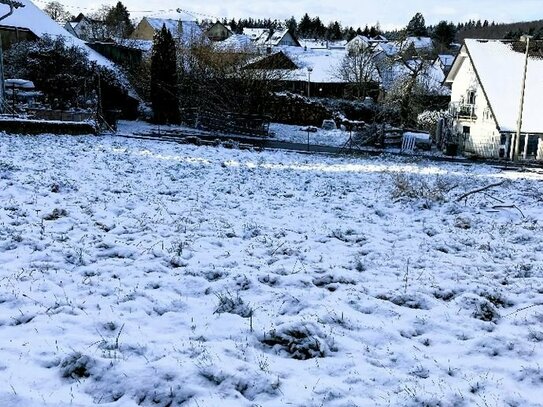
[464, 39, 543, 133]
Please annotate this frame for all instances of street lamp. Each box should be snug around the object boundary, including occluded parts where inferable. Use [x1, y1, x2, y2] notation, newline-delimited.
[511, 34, 532, 161]
[307, 67, 313, 98]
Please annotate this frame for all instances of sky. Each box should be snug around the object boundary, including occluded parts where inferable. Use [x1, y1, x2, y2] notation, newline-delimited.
[36, 0, 542, 30]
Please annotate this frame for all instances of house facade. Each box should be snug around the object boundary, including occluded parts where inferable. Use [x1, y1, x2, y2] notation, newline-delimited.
[64, 13, 107, 41]
[445, 39, 543, 160]
[131, 17, 202, 44]
[205, 21, 232, 42]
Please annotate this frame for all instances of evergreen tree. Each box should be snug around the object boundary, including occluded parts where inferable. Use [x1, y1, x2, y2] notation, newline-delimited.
[105, 1, 134, 38]
[151, 25, 180, 124]
[406, 12, 428, 36]
[432, 21, 456, 49]
[298, 13, 312, 37]
[285, 16, 298, 34]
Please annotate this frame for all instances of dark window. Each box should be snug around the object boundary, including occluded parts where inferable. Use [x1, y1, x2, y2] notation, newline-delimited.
[467, 91, 476, 105]
[462, 126, 470, 135]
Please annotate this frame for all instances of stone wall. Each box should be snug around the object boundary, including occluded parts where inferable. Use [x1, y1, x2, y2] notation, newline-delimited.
[265, 93, 332, 127]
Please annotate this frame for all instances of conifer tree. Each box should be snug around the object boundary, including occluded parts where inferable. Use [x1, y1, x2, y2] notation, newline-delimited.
[105, 1, 134, 38]
[406, 12, 428, 36]
[151, 25, 180, 124]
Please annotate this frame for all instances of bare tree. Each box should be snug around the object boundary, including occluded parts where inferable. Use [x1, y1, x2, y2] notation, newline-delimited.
[336, 42, 379, 98]
[380, 37, 440, 126]
[43, 1, 72, 23]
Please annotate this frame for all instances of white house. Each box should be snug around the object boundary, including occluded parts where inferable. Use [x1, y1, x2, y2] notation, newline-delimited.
[255, 28, 301, 48]
[444, 39, 543, 160]
[64, 13, 107, 41]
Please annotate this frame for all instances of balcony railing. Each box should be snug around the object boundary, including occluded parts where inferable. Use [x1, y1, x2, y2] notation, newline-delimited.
[450, 102, 477, 120]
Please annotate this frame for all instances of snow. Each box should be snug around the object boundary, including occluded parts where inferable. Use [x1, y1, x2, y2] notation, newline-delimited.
[465, 38, 543, 133]
[1, 131, 543, 407]
[214, 34, 254, 52]
[437, 54, 455, 68]
[1, 0, 114, 68]
[285, 47, 347, 83]
[144, 18, 202, 43]
[242, 28, 269, 41]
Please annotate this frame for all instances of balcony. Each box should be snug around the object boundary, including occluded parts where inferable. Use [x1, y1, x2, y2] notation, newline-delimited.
[450, 102, 477, 120]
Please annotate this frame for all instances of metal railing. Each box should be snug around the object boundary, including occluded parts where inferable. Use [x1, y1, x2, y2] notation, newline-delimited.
[449, 102, 477, 120]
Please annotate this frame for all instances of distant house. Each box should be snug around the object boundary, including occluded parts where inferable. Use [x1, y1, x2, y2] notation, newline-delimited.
[434, 54, 455, 75]
[205, 21, 233, 42]
[255, 28, 301, 47]
[131, 16, 202, 44]
[64, 13, 107, 41]
[243, 28, 269, 42]
[242, 28, 300, 48]
[346, 35, 371, 52]
[243, 51, 298, 70]
[444, 39, 543, 160]
[400, 36, 434, 52]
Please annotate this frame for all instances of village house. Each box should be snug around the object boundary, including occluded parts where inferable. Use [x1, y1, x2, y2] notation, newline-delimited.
[130, 15, 202, 44]
[444, 38, 543, 160]
[204, 21, 233, 42]
[255, 28, 301, 48]
[64, 13, 108, 41]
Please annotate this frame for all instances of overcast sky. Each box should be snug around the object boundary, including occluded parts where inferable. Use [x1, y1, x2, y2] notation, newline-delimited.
[50, 0, 542, 30]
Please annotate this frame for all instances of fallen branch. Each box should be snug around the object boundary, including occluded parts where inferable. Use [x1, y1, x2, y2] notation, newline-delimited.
[491, 204, 525, 218]
[456, 181, 505, 202]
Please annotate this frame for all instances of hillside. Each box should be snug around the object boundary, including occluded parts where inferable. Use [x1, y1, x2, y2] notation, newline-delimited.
[457, 19, 543, 41]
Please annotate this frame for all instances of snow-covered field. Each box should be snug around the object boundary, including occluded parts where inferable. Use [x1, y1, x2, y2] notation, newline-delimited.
[1, 134, 542, 407]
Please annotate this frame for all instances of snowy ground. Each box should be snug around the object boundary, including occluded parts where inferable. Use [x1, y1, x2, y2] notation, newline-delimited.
[1, 134, 542, 407]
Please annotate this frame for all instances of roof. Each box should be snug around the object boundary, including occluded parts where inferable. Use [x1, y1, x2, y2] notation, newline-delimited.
[214, 34, 253, 52]
[243, 28, 269, 41]
[437, 54, 455, 67]
[0, 0, 113, 68]
[448, 39, 543, 133]
[143, 17, 202, 43]
[255, 29, 301, 47]
[145, 18, 178, 33]
[402, 36, 433, 50]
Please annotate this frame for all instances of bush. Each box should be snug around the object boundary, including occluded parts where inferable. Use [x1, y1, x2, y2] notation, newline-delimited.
[5, 36, 137, 116]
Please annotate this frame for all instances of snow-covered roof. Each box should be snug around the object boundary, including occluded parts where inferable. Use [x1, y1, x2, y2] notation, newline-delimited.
[437, 54, 455, 67]
[143, 17, 202, 43]
[460, 39, 543, 133]
[375, 41, 399, 57]
[0, 0, 113, 68]
[402, 36, 434, 51]
[145, 18, 179, 34]
[243, 28, 269, 41]
[214, 34, 254, 52]
[299, 39, 328, 50]
[285, 47, 348, 83]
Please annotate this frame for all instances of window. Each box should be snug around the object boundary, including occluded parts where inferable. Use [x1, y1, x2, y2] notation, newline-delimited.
[462, 126, 471, 135]
[467, 90, 476, 105]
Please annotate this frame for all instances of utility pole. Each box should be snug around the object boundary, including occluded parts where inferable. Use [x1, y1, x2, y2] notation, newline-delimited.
[0, 1, 25, 114]
[307, 67, 312, 98]
[511, 35, 532, 161]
